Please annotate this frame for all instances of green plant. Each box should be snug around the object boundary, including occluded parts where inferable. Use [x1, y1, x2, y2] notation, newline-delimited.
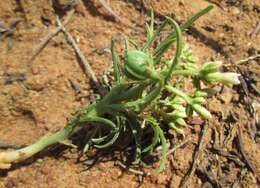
[0, 5, 240, 172]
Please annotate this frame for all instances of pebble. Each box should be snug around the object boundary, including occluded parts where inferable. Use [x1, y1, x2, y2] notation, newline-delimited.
[156, 173, 169, 184]
[26, 76, 48, 91]
[31, 66, 40, 75]
[193, 124, 201, 134]
[208, 97, 223, 113]
[230, 7, 240, 15]
[218, 87, 233, 104]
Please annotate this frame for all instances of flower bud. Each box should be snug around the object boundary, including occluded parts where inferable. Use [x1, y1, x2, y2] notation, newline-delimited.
[171, 96, 185, 104]
[125, 50, 159, 80]
[194, 91, 207, 97]
[192, 103, 212, 119]
[192, 97, 205, 104]
[175, 118, 187, 126]
[200, 61, 222, 74]
[204, 72, 240, 86]
[168, 110, 187, 118]
[171, 104, 186, 112]
[169, 122, 184, 134]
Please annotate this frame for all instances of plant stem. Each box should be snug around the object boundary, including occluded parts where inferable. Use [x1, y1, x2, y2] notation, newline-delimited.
[0, 123, 75, 169]
[0, 81, 153, 169]
[0, 84, 128, 169]
[166, 86, 192, 103]
[171, 69, 198, 76]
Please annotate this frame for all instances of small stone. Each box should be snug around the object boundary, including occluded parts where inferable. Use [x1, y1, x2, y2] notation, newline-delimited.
[218, 87, 233, 104]
[230, 7, 240, 15]
[10, 109, 20, 116]
[219, 32, 225, 38]
[208, 97, 222, 113]
[193, 124, 201, 134]
[170, 175, 182, 188]
[26, 75, 49, 91]
[31, 66, 40, 75]
[157, 173, 168, 184]
[232, 93, 239, 102]
[40, 163, 51, 175]
[35, 159, 43, 167]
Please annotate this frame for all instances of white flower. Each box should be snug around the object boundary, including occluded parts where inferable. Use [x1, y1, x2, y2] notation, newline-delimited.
[205, 72, 240, 86]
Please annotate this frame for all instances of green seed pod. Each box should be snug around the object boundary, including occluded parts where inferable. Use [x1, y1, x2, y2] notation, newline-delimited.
[192, 97, 205, 104]
[168, 110, 187, 119]
[171, 96, 185, 104]
[171, 104, 186, 112]
[184, 62, 198, 71]
[125, 50, 159, 80]
[169, 122, 184, 134]
[192, 103, 212, 119]
[175, 118, 187, 126]
[194, 90, 207, 97]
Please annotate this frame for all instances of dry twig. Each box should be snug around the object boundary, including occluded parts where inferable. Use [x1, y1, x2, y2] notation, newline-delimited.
[167, 138, 190, 155]
[98, 0, 123, 23]
[237, 127, 260, 183]
[224, 54, 260, 67]
[114, 160, 150, 176]
[56, 16, 99, 86]
[196, 167, 221, 188]
[28, 8, 75, 63]
[231, 168, 248, 188]
[0, 142, 25, 149]
[211, 146, 245, 167]
[180, 123, 209, 188]
[250, 21, 260, 37]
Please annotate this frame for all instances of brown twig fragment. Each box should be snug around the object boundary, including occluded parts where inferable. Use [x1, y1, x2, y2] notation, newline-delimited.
[196, 167, 221, 188]
[236, 54, 260, 65]
[211, 146, 245, 167]
[69, 79, 81, 94]
[250, 21, 260, 37]
[167, 138, 190, 155]
[114, 160, 150, 176]
[0, 141, 25, 149]
[180, 123, 209, 188]
[56, 16, 99, 86]
[98, 0, 123, 23]
[237, 127, 260, 183]
[28, 8, 75, 63]
[231, 168, 248, 188]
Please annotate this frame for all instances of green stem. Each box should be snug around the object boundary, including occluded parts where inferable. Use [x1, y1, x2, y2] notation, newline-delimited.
[157, 125, 168, 173]
[164, 18, 182, 83]
[0, 83, 130, 169]
[154, 6, 213, 63]
[143, 20, 168, 51]
[166, 86, 192, 103]
[111, 38, 121, 83]
[126, 78, 163, 112]
[0, 124, 75, 169]
[171, 69, 198, 76]
[181, 5, 214, 31]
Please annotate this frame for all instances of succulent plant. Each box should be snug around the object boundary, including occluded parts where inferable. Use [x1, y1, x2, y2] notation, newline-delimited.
[0, 6, 240, 172]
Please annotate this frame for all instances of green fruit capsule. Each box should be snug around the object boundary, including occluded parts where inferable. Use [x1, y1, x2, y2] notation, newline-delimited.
[125, 50, 159, 80]
[169, 122, 184, 134]
[175, 118, 187, 127]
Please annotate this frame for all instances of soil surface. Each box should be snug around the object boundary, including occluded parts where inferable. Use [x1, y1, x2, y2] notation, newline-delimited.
[0, 0, 259, 187]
